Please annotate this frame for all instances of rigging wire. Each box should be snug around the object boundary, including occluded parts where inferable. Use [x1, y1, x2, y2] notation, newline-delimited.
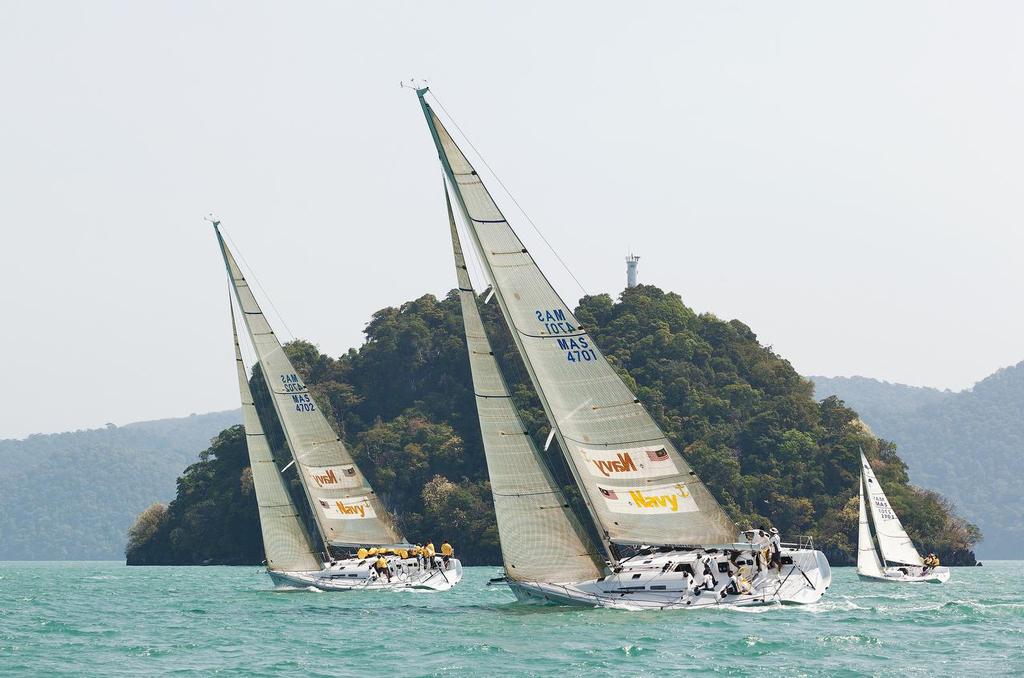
[427, 90, 590, 298]
[221, 227, 296, 342]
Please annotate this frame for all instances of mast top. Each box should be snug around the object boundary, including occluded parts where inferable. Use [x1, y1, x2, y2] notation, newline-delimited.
[400, 78, 430, 97]
[205, 213, 221, 230]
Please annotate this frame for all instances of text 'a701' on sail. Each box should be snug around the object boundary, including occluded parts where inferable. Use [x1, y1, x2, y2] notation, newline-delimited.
[212, 220, 462, 592]
[414, 87, 831, 609]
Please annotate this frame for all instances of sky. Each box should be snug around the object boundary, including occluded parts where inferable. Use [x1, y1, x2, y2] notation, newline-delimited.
[2, 1, 1022, 439]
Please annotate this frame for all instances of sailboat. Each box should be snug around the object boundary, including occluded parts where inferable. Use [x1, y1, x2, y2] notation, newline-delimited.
[417, 89, 831, 609]
[857, 451, 949, 583]
[213, 220, 463, 591]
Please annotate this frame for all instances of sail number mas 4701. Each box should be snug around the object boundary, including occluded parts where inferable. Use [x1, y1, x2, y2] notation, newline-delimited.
[536, 308, 597, 363]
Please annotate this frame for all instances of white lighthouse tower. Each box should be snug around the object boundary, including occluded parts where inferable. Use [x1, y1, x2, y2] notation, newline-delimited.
[626, 253, 640, 288]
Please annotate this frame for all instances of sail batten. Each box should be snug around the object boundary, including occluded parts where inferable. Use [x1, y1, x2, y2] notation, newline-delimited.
[231, 302, 322, 573]
[860, 451, 922, 567]
[444, 183, 605, 583]
[418, 91, 737, 550]
[215, 227, 403, 549]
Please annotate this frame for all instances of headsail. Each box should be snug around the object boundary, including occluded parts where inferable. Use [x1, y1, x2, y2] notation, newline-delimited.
[214, 225, 404, 548]
[860, 451, 922, 566]
[231, 301, 322, 572]
[856, 470, 884, 578]
[416, 90, 736, 549]
[446, 185, 605, 583]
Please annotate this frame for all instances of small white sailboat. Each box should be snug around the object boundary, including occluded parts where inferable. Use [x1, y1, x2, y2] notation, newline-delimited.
[857, 451, 949, 583]
[214, 221, 462, 591]
[417, 89, 830, 609]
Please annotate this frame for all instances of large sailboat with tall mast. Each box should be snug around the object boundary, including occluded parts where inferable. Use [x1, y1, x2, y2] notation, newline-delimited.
[416, 88, 831, 609]
[213, 220, 462, 591]
[857, 450, 949, 583]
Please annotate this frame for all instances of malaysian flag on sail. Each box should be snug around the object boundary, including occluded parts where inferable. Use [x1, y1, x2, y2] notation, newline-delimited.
[647, 448, 670, 463]
[318, 499, 330, 509]
[342, 466, 357, 477]
[599, 487, 619, 500]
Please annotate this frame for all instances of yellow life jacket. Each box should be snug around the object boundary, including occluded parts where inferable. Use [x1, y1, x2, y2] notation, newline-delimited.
[357, 548, 369, 560]
[440, 542, 454, 557]
[375, 557, 388, 570]
[425, 543, 436, 556]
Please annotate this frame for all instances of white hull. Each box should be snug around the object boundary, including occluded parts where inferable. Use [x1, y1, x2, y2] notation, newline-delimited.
[858, 565, 950, 584]
[507, 547, 830, 610]
[268, 555, 463, 592]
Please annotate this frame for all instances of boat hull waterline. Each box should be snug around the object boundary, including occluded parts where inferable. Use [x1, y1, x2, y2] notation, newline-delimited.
[268, 556, 463, 592]
[507, 547, 830, 610]
[858, 566, 950, 584]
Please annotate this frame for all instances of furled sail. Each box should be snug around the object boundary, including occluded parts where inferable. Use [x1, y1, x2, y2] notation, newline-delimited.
[214, 225, 403, 548]
[446, 186, 605, 583]
[860, 451, 922, 566]
[231, 302, 322, 572]
[856, 470, 884, 578]
[416, 90, 736, 548]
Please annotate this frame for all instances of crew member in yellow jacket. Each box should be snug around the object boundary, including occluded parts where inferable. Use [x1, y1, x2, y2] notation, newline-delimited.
[374, 555, 391, 582]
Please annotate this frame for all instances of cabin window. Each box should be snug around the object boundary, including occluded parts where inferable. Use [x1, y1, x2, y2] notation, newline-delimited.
[781, 556, 794, 565]
[650, 585, 667, 590]
[631, 573, 642, 579]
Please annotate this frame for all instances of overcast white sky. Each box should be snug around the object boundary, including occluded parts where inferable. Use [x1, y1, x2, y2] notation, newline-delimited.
[2, 1, 1022, 439]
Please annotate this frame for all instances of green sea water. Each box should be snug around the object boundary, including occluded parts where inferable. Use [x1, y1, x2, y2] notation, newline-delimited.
[1, 561, 1021, 676]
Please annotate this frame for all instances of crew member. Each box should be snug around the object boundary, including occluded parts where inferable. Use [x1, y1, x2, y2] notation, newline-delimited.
[768, 527, 783, 571]
[922, 553, 940, 574]
[424, 541, 436, 569]
[440, 541, 454, 569]
[374, 555, 391, 582]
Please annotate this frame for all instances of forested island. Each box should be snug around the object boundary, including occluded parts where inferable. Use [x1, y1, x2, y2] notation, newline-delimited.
[126, 285, 979, 566]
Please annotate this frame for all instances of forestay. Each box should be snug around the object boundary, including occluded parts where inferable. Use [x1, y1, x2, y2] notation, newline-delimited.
[417, 91, 736, 548]
[215, 227, 403, 548]
[856, 471, 884, 578]
[446, 186, 606, 583]
[861, 451, 922, 566]
[231, 304, 322, 572]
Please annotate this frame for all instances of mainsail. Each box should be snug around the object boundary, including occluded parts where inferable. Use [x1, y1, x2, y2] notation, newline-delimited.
[214, 225, 403, 548]
[417, 89, 736, 549]
[231, 302, 322, 572]
[446, 186, 605, 583]
[856, 470, 884, 578]
[860, 451, 922, 566]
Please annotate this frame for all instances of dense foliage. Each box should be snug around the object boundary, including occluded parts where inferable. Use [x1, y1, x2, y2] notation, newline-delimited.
[126, 426, 262, 565]
[126, 286, 979, 566]
[814, 367, 1023, 558]
[0, 410, 239, 560]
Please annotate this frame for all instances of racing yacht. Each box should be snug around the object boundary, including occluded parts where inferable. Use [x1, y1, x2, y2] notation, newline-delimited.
[415, 88, 829, 609]
[213, 220, 462, 591]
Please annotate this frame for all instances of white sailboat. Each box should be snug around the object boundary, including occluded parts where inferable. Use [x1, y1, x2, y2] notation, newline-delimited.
[214, 221, 462, 591]
[418, 89, 831, 609]
[857, 451, 949, 583]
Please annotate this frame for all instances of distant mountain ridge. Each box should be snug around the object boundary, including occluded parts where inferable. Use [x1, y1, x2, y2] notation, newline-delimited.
[812, 362, 1024, 559]
[0, 410, 240, 560]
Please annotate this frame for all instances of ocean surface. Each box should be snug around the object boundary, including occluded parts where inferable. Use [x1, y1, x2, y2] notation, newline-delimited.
[1, 561, 1021, 677]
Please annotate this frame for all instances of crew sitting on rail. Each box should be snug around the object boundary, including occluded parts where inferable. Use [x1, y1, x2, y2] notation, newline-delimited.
[357, 547, 369, 560]
[922, 553, 940, 574]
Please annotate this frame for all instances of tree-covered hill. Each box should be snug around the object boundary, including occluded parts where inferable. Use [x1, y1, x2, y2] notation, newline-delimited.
[127, 286, 979, 566]
[813, 365, 1024, 559]
[0, 410, 239, 560]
